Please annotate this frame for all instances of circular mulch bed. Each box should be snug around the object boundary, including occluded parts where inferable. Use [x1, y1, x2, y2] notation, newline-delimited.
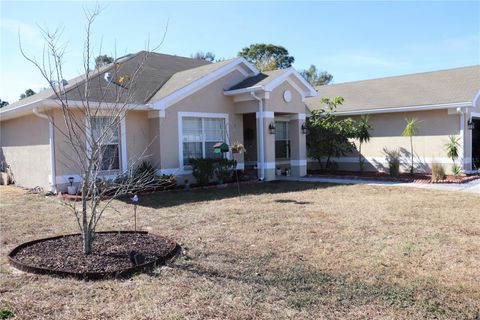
[8, 231, 178, 280]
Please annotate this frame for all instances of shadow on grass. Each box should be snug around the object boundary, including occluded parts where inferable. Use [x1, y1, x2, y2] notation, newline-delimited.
[165, 250, 472, 319]
[119, 181, 336, 209]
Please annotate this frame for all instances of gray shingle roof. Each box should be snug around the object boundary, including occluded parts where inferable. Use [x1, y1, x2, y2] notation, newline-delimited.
[2, 51, 210, 111]
[228, 69, 288, 90]
[305, 65, 480, 113]
[148, 59, 235, 103]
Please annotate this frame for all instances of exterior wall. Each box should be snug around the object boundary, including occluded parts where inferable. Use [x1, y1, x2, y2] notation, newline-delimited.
[464, 92, 480, 172]
[125, 110, 151, 166]
[0, 113, 51, 190]
[308, 109, 461, 174]
[265, 78, 306, 114]
[158, 69, 247, 181]
[53, 109, 151, 191]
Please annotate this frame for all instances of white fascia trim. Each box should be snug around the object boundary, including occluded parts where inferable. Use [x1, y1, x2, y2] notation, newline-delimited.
[177, 111, 230, 171]
[152, 58, 259, 111]
[472, 89, 480, 107]
[263, 68, 317, 97]
[333, 102, 473, 116]
[224, 85, 265, 96]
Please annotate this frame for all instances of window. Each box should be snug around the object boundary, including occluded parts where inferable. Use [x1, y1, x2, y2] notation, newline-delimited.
[91, 117, 120, 170]
[182, 117, 226, 165]
[275, 121, 290, 159]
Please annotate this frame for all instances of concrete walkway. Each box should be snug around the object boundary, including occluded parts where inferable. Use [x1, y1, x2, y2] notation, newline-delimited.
[278, 176, 480, 194]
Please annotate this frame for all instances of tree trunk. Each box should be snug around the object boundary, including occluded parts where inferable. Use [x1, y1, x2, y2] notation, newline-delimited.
[410, 136, 414, 174]
[359, 143, 363, 172]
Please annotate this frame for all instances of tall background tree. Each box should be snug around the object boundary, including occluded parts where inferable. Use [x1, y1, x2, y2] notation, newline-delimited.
[402, 118, 422, 174]
[19, 89, 36, 100]
[0, 99, 9, 108]
[238, 43, 294, 71]
[306, 97, 357, 170]
[300, 65, 333, 86]
[95, 54, 114, 68]
[355, 115, 372, 172]
[191, 51, 215, 62]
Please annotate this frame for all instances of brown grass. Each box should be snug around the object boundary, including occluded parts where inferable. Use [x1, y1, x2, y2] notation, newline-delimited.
[1, 182, 479, 319]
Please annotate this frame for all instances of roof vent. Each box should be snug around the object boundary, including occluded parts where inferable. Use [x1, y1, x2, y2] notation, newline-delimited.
[104, 72, 113, 83]
[61, 79, 68, 86]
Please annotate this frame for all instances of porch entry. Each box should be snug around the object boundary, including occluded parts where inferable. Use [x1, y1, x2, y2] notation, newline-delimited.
[242, 112, 307, 180]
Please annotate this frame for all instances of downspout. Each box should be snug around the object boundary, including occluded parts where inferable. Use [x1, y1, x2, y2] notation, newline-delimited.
[33, 107, 57, 193]
[251, 92, 265, 181]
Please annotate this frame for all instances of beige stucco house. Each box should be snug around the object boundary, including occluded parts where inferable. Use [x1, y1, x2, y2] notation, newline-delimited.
[305, 65, 480, 175]
[0, 52, 316, 192]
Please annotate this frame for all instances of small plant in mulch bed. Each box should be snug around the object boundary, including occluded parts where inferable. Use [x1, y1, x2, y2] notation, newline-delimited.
[0, 308, 13, 319]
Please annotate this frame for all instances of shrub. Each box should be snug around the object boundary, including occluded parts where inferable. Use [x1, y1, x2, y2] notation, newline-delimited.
[384, 148, 401, 177]
[189, 158, 216, 187]
[451, 163, 462, 177]
[214, 159, 237, 184]
[431, 162, 446, 181]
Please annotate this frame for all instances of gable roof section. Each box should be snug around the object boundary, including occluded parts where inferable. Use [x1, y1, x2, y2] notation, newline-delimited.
[224, 67, 317, 97]
[0, 52, 210, 119]
[149, 57, 259, 109]
[305, 65, 480, 115]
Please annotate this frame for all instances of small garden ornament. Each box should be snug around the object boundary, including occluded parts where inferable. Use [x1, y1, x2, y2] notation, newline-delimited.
[131, 194, 139, 231]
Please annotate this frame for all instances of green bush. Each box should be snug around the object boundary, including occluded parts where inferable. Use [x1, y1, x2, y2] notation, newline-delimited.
[451, 164, 462, 177]
[189, 158, 216, 187]
[214, 159, 237, 184]
[384, 148, 401, 177]
[431, 162, 446, 181]
[0, 308, 13, 319]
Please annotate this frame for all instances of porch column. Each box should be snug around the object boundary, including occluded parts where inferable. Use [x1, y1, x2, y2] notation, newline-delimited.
[289, 114, 307, 177]
[256, 111, 276, 181]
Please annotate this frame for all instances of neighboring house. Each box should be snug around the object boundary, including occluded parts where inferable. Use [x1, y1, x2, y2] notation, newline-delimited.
[305, 65, 480, 174]
[0, 51, 316, 192]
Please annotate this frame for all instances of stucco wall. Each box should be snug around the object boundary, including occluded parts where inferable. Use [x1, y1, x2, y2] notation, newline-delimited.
[0, 113, 51, 190]
[265, 78, 306, 114]
[308, 109, 461, 174]
[158, 69, 246, 172]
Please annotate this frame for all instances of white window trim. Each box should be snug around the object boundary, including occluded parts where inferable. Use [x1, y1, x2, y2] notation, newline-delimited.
[86, 116, 126, 173]
[178, 112, 230, 170]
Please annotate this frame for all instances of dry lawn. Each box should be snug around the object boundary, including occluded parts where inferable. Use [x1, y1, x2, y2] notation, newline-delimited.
[0, 182, 479, 319]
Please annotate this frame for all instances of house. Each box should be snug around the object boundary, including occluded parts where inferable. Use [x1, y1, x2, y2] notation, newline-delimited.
[305, 65, 480, 174]
[0, 51, 316, 192]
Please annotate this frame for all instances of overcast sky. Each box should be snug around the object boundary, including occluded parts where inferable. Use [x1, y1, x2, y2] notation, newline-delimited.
[1, 1, 479, 103]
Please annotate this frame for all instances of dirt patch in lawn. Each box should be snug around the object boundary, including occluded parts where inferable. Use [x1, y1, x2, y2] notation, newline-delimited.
[9, 232, 177, 279]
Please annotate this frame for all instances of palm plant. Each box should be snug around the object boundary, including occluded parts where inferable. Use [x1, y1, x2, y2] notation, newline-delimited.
[402, 118, 421, 174]
[355, 115, 372, 172]
[445, 135, 461, 176]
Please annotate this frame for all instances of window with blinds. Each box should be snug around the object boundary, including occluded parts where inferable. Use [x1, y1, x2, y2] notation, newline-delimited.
[182, 117, 226, 165]
[91, 117, 120, 170]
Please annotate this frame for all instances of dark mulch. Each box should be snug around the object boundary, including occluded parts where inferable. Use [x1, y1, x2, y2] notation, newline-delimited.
[11, 232, 175, 274]
[308, 170, 479, 184]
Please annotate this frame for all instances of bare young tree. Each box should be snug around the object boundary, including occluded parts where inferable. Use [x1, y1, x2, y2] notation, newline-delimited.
[20, 6, 173, 255]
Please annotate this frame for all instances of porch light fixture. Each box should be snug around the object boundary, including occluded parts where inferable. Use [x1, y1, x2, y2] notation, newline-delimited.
[301, 122, 307, 134]
[467, 119, 475, 130]
[268, 122, 276, 134]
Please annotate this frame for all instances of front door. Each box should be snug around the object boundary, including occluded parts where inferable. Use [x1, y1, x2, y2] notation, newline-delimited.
[472, 119, 480, 170]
